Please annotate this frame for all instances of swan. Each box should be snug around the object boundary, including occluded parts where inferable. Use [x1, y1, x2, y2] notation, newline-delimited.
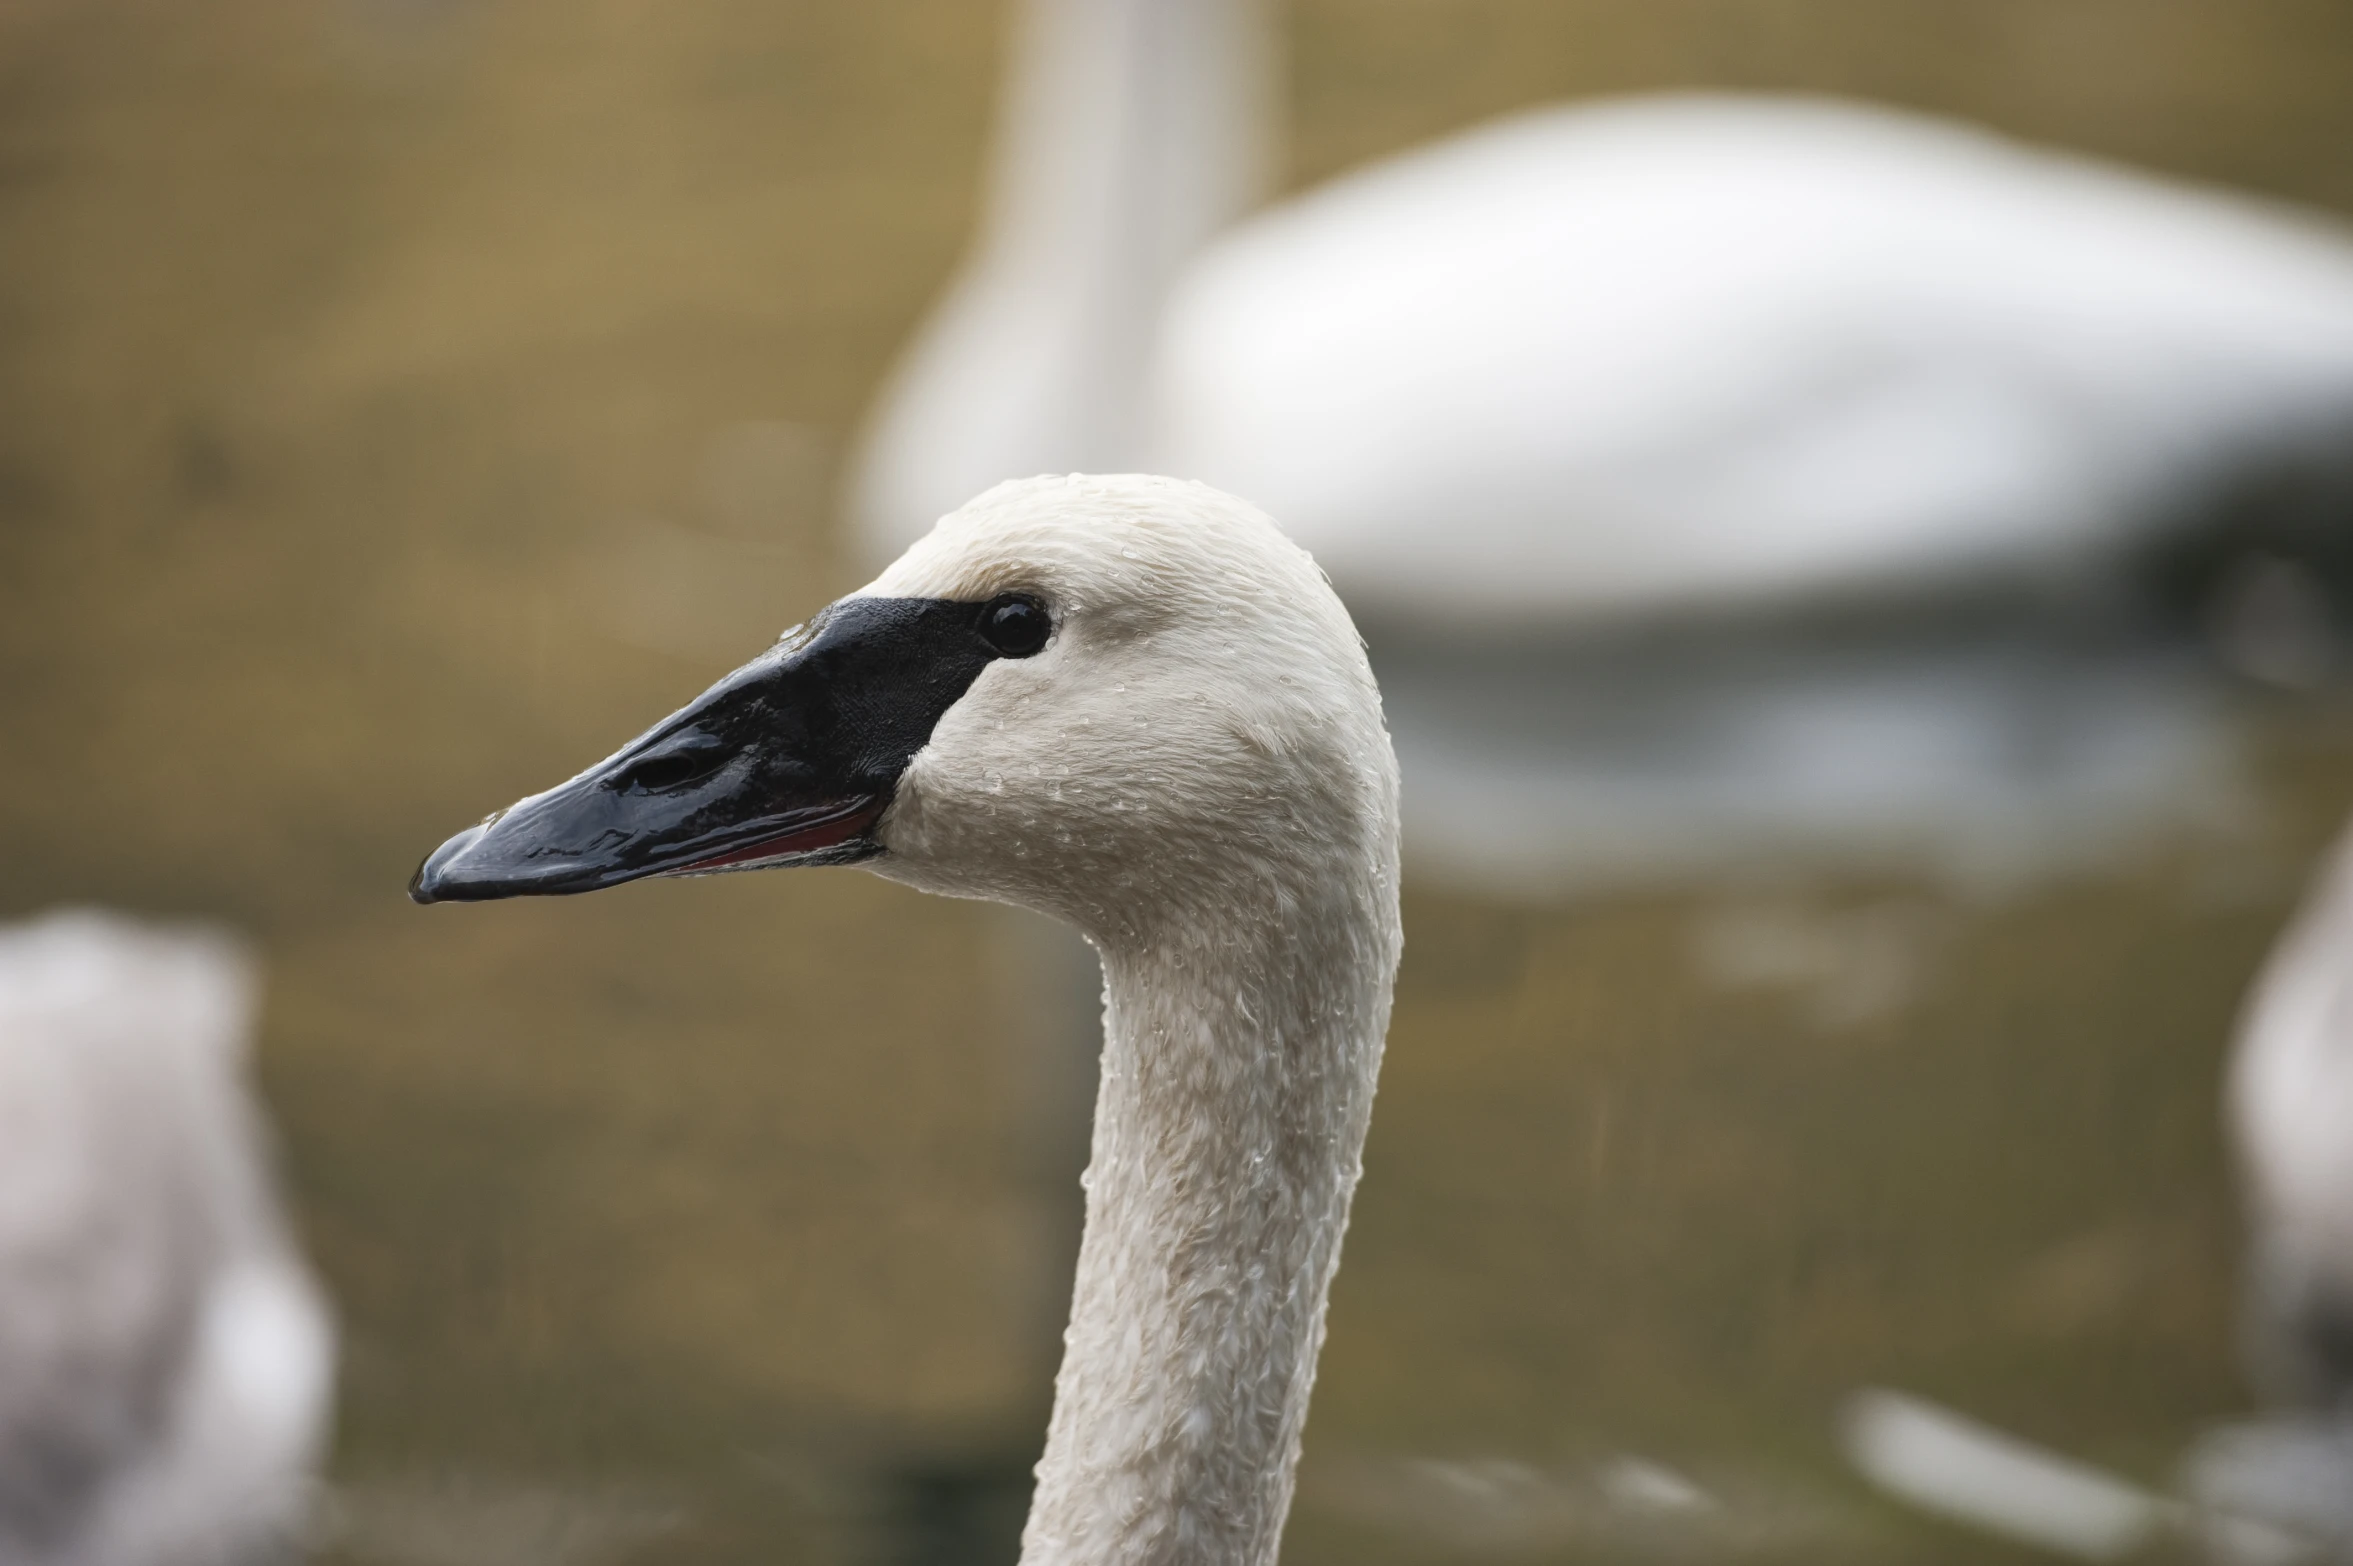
[1148, 96, 2353, 627]
[851, 2, 2353, 625]
[0, 910, 334, 1566]
[2132, 819, 2353, 1558]
[2224, 823, 2353, 1411]
[1837, 821, 2353, 1557]
[411, 474, 1403, 1566]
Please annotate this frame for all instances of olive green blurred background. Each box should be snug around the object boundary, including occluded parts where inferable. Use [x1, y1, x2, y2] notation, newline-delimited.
[4, 3, 2353, 1562]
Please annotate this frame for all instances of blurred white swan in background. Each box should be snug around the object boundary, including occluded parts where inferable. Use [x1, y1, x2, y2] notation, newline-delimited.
[1147, 97, 2353, 628]
[851, 0, 2353, 893]
[2227, 820, 2353, 1415]
[2175, 819, 2353, 1559]
[851, 0, 1275, 558]
[0, 910, 333, 1566]
[854, 0, 2353, 619]
[1845, 823, 2353, 1561]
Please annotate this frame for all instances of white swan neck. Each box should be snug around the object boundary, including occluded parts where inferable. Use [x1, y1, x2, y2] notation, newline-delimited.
[847, 0, 1275, 560]
[989, 0, 1275, 472]
[983, 0, 1273, 293]
[1021, 887, 1394, 1566]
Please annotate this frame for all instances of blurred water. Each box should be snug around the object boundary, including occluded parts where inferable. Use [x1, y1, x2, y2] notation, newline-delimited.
[3, 3, 2353, 1563]
[1374, 617, 2249, 899]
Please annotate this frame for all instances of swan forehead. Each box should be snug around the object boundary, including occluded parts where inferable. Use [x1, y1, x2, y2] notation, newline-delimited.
[857, 473, 1331, 632]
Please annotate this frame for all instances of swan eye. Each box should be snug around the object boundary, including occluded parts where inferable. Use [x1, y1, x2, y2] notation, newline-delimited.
[979, 594, 1051, 658]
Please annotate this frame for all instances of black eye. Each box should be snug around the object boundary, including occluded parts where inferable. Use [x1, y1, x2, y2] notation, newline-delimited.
[979, 594, 1051, 658]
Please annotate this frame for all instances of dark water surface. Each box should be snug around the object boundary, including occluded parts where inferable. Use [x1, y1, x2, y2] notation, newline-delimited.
[4, 4, 2353, 1562]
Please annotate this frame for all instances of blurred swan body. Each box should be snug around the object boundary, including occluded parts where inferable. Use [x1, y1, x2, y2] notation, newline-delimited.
[850, 2, 2353, 625]
[2228, 827, 2353, 1411]
[2150, 825, 2353, 1558]
[1150, 94, 2353, 626]
[0, 911, 333, 1566]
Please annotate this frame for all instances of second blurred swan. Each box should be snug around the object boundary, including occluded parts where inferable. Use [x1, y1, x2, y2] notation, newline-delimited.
[0, 910, 333, 1566]
[2227, 828, 2353, 1412]
[2172, 826, 2353, 1557]
[851, 1, 2353, 629]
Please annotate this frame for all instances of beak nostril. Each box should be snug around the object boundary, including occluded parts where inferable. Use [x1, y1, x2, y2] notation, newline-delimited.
[616, 747, 728, 794]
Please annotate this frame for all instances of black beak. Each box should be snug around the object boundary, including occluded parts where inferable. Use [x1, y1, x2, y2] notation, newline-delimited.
[409, 594, 1023, 904]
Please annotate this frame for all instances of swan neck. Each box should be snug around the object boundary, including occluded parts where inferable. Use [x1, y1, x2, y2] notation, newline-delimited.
[978, 0, 1275, 459]
[1020, 880, 1396, 1566]
[846, 0, 1278, 554]
[985, 0, 1275, 277]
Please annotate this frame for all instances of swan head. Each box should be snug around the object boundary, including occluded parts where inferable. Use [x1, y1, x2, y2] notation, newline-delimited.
[410, 474, 1397, 940]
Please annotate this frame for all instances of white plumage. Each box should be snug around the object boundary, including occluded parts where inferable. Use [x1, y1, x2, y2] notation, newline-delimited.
[850, 0, 1274, 558]
[1150, 94, 2353, 626]
[2228, 827, 2353, 1409]
[0, 911, 333, 1566]
[851, 1, 2353, 628]
[2152, 827, 2353, 1556]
